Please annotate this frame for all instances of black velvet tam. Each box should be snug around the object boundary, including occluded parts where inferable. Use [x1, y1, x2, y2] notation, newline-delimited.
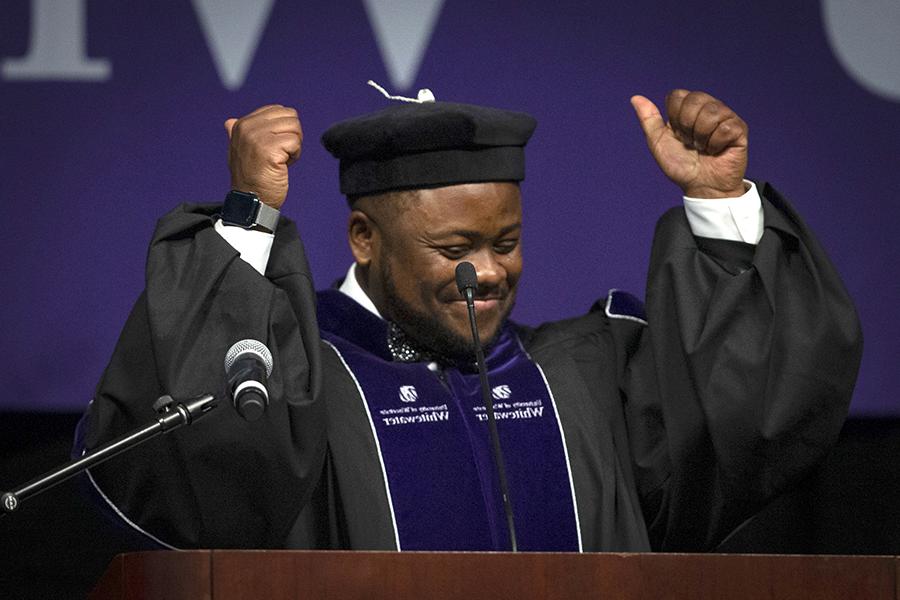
[320, 101, 537, 197]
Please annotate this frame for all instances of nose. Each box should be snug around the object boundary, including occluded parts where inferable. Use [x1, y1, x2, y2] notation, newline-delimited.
[467, 249, 506, 293]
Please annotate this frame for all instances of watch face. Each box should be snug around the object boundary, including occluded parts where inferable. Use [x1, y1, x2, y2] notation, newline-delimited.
[222, 191, 260, 227]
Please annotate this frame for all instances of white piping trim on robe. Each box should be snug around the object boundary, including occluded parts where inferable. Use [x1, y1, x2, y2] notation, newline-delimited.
[604, 288, 648, 325]
[84, 465, 179, 550]
[323, 340, 402, 550]
[534, 362, 584, 552]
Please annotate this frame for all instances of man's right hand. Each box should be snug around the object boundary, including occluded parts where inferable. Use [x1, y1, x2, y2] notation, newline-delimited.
[224, 104, 303, 209]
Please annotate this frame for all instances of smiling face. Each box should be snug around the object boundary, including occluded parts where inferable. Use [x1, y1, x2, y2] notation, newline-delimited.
[349, 182, 523, 360]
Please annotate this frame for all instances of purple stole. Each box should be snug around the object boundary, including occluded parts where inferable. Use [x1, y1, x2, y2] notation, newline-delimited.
[317, 290, 581, 551]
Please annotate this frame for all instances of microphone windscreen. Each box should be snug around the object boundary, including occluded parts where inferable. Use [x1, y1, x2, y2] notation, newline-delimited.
[455, 261, 478, 296]
[224, 339, 274, 376]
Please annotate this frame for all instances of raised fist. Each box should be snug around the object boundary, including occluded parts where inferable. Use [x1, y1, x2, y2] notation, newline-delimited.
[631, 90, 748, 199]
[225, 104, 303, 209]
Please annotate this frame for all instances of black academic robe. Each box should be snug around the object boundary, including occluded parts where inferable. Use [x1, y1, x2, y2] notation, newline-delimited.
[80, 182, 862, 552]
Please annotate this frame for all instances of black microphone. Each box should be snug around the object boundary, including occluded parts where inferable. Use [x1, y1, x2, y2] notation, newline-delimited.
[456, 260, 478, 302]
[224, 339, 273, 422]
[454, 261, 518, 552]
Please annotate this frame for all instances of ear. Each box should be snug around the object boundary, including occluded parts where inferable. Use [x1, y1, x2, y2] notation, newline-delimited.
[348, 209, 378, 267]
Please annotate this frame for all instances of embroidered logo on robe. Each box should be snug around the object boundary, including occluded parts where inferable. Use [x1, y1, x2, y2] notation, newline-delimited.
[491, 385, 512, 400]
[399, 385, 418, 403]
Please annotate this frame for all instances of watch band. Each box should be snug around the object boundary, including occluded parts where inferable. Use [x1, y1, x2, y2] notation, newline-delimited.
[221, 190, 280, 233]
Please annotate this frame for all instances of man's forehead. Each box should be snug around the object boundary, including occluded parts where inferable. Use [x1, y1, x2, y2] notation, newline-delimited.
[386, 182, 523, 232]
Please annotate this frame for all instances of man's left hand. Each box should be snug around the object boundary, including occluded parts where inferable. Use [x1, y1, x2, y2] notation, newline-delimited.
[631, 90, 748, 198]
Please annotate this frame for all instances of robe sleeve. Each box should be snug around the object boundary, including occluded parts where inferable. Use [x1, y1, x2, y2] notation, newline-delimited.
[79, 204, 326, 549]
[624, 182, 862, 550]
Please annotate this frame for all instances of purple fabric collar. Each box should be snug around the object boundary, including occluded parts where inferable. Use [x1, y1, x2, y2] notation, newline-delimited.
[316, 288, 523, 369]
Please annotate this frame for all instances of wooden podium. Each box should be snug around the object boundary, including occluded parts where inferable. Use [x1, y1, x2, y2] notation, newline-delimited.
[89, 551, 899, 599]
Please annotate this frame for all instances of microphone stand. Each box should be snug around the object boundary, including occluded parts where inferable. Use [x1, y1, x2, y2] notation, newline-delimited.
[456, 262, 518, 552]
[1, 394, 217, 515]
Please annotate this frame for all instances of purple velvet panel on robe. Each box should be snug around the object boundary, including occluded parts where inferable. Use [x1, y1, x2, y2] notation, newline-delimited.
[317, 290, 580, 551]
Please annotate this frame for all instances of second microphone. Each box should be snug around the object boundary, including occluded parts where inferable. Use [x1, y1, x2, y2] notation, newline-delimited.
[224, 339, 274, 422]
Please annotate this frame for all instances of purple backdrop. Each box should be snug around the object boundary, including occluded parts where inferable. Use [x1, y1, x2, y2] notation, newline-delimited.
[1, 1, 897, 415]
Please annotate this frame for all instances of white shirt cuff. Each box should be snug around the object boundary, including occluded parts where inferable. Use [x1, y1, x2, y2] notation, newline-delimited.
[683, 180, 764, 244]
[214, 219, 274, 276]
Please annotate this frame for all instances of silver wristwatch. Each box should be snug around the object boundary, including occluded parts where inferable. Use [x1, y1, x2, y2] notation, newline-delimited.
[221, 190, 280, 233]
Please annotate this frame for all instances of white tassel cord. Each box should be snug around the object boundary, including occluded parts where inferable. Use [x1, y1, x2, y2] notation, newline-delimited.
[367, 80, 435, 103]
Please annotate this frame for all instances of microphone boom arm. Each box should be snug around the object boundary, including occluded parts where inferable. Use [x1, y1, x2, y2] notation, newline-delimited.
[1, 393, 217, 515]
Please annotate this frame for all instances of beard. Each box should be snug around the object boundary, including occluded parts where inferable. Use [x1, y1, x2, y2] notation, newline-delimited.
[381, 262, 515, 363]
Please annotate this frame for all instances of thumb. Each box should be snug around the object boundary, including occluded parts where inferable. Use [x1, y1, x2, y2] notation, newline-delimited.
[630, 95, 666, 141]
[224, 118, 237, 139]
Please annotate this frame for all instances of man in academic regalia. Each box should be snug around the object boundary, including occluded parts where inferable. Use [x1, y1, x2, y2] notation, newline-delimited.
[78, 89, 861, 552]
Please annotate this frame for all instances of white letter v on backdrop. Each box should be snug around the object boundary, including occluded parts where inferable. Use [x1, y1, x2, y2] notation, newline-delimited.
[192, 0, 276, 91]
[363, 0, 445, 91]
